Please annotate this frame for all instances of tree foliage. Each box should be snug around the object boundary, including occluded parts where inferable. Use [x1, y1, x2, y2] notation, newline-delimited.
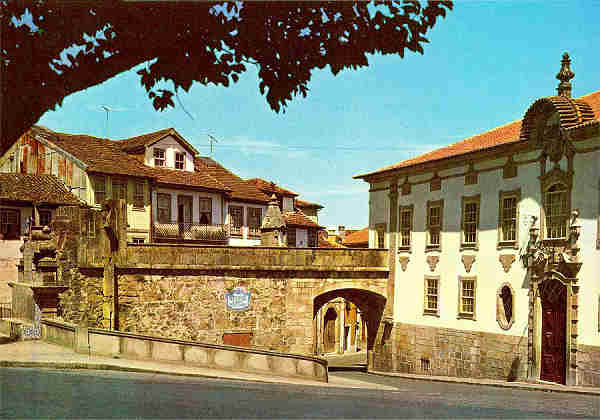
[1, 0, 452, 152]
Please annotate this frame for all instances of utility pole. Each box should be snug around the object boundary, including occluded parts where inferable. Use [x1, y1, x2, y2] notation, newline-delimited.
[101, 105, 111, 138]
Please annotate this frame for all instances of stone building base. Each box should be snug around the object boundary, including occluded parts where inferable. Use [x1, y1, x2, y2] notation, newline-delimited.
[373, 322, 529, 381]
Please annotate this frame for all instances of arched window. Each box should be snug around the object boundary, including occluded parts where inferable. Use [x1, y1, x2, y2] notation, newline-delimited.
[497, 284, 515, 330]
[545, 183, 568, 239]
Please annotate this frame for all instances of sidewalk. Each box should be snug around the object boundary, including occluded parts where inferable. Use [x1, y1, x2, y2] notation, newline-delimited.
[369, 369, 600, 396]
[0, 340, 397, 391]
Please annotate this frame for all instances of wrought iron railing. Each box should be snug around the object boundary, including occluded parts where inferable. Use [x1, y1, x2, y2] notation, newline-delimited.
[153, 222, 229, 242]
[230, 225, 243, 237]
[248, 226, 261, 238]
[0, 302, 12, 319]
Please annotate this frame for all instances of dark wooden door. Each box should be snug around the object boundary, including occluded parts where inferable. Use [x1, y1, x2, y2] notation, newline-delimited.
[324, 308, 337, 353]
[539, 279, 567, 384]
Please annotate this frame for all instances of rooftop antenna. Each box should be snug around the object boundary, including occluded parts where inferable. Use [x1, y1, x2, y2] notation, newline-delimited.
[101, 105, 112, 138]
[207, 134, 219, 156]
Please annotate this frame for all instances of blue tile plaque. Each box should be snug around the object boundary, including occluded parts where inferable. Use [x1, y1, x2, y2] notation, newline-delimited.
[225, 287, 251, 311]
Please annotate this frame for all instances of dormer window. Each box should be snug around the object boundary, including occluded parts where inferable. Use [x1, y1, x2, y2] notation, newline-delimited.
[153, 148, 165, 167]
[175, 152, 185, 170]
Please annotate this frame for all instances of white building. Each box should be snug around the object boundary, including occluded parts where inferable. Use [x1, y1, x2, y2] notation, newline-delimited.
[355, 54, 600, 387]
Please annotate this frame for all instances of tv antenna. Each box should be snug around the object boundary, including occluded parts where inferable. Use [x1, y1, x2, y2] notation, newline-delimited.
[101, 105, 112, 138]
[207, 134, 219, 156]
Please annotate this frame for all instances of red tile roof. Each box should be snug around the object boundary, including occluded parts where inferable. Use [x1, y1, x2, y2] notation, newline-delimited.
[283, 210, 322, 229]
[115, 128, 174, 152]
[31, 126, 228, 193]
[194, 157, 270, 203]
[247, 178, 298, 197]
[356, 90, 600, 178]
[31, 126, 158, 179]
[342, 227, 369, 247]
[0, 174, 82, 206]
[296, 199, 323, 209]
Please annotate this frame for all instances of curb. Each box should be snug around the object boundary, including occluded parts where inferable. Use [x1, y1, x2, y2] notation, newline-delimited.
[368, 370, 600, 396]
[0, 359, 384, 390]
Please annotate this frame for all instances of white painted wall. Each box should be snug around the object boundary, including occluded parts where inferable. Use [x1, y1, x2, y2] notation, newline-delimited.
[224, 201, 267, 246]
[145, 135, 194, 172]
[152, 188, 223, 224]
[367, 139, 600, 345]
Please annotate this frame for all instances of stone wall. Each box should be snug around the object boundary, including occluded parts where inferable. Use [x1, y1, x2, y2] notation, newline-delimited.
[577, 344, 600, 387]
[371, 322, 529, 381]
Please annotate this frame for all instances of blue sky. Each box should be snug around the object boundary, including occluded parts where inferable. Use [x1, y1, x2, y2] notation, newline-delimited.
[37, 1, 600, 229]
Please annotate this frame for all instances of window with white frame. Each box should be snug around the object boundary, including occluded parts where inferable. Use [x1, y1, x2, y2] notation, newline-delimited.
[94, 176, 106, 205]
[399, 206, 413, 249]
[153, 148, 165, 167]
[461, 195, 480, 247]
[499, 189, 520, 246]
[545, 183, 568, 239]
[132, 237, 145, 244]
[199, 198, 212, 224]
[426, 200, 443, 248]
[112, 180, 127, 201]
[175, 152, 185, 170]
[459, 276, 476, 319]
[424, 276, 439, 316]
[134, 181, 145, 209]
[157, 193, 171, 223]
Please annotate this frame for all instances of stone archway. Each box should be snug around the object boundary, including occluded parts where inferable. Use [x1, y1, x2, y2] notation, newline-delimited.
[313, 288, 386, 363]
[323, 307, 338, 354]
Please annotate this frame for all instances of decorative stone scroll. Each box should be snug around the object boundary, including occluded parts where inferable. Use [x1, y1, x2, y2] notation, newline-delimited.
[461, 255, 475, 273]
[426, 255, 439, 272]
[399, 256, 410, 272]
[499, 254, 516, 273]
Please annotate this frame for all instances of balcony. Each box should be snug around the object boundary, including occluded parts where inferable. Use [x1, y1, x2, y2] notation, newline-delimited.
[152, 222, 229, 244]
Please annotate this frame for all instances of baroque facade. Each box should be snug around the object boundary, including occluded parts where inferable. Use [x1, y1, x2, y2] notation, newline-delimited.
[355, 54, 600, 386]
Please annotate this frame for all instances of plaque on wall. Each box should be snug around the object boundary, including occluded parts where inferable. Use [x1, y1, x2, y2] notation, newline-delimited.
[225, 287, 251, 311]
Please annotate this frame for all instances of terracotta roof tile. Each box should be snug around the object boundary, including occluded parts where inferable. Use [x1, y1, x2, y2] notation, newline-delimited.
[357, 90, 600, 178]
[342, 227, 369, 246]
[296, 199, 323, 209]
[247, 178, 299, 197]
[194, 157, 270, 203]
[115, 128, 173, 152]
[152, 166, 228, 192]
[31, 126, 158, 179]
[283, 210, 323, 229]
[0, 174, 81, 205]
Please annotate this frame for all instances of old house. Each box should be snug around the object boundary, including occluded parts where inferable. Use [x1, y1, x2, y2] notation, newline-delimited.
[0, 127, 324, 247]
[355, 54, 600, 387]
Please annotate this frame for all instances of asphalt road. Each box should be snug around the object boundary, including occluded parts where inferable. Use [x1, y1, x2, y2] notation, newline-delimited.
[1, 367, 599, 418]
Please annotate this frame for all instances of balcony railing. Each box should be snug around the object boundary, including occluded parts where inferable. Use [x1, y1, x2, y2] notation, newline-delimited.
[248, 226, 261, 239]
[153, 222, 229, 243]
[0, 302, 12, 319]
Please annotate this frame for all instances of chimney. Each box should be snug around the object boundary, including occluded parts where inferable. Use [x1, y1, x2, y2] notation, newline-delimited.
[556, 52, 575, 98]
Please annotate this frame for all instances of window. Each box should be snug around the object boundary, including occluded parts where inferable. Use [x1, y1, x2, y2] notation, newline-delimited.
[134, 181, 145, 209]
[157, 193, 171, 223]
[308, 229, 317, 247]
[424, 276, 440, 316]
[499, 189, 520, 246]
[153, 148, 165, 167]
[287, 227, 296, 247]
[132, 237, 145, 244]
[375, 223, 386, 248]
[94, 176, 106, 205]
[0, 209, 20, 240]
[458, 277, 476, 319]
[175, 152, 185, 170]
[545, 183, 568, 239]
[39, 210, 51, 227]
[199, 198, 212, 225]
[112, 180, 127, 201]
[426, 200, 443, 249]
[465, 172, 478, 185]
[228, 206, 243, 236]
[461, 195, 480, 248]
[248, 207, 261, 237]
[399, 205, 413, 249]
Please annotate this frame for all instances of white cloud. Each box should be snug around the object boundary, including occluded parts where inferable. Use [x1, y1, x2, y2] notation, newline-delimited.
[218, 136, 309, 159]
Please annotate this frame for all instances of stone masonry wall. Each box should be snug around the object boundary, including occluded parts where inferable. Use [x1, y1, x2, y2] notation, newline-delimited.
[371, 322, 529, 381]
[577, 344, 600, 387]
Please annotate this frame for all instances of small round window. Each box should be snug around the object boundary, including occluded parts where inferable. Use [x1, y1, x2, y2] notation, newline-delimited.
[497, 284, 514, 330]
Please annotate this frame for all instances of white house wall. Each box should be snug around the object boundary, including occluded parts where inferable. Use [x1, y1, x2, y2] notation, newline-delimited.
[152, 187, 223, 224]
[369, 185, 389, 248]
[145, 135, 195, 171]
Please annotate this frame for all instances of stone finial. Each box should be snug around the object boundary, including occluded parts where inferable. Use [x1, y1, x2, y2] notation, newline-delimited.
[261, 194, 286, 229]
[556, 52, 574, 98]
